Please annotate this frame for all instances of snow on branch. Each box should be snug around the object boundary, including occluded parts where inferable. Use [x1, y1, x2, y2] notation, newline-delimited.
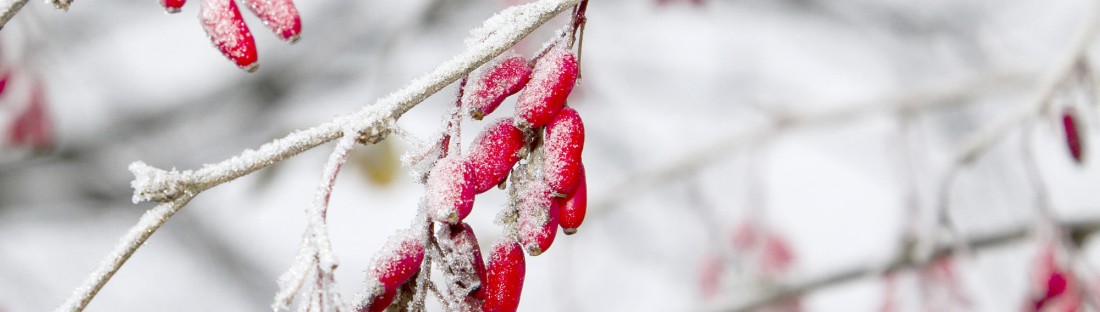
[55, 0, 580, 311]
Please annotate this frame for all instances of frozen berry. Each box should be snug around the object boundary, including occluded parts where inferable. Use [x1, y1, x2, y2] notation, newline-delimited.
[519, 186, 559, 256]
[483, 239, 525, 312]
[200, 0, 259, 71]
[426, 157, 476, 224]
[437, 223, 487, 299]
[162, 0, 186, 12]
[558, 165, 586, 235]
[241, 0, 302, 42]
[543, 107, 584, 194]
[361, 231, 425, 312]
[514, 48, 578, 129]
[466, 56, 532, 120]
[467, 118, 526, 194]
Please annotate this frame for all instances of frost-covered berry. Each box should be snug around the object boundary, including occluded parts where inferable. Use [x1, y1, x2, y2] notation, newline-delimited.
[514, 47, 578, 129]
[426, 157, 476, 224]
[519, 185, 559, 256]
[466, 56, 532, 120]
[242, 0, 302, 42]
[200, 0, 259, 72]
[543, 107, 585, 195]
[162, 0, 186, 13]
[558, 165, 586, 235]
[484, 239, 525, 312]
[361, 230, 425, 312]
[436, 223, 487, 300]
[467, 118, 526, 194]
[1062, 107, 1085, 164]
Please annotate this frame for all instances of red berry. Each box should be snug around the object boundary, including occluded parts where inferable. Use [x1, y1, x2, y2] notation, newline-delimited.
[437, 223, 487, 300]
[1063, 107, 1085, 164]
[543, 106, 584, 194]
[361, 231, 425, 312]
[426, 157, 476, 224]
[467, 118, 526, 194]
[241, 0, 302, 42]
[466, 56, 532, 120]
[558, 165, 586, 235]
[8, 80, 52, 152]
[0, 70, 9, 95]
[483, 239, 525, 312]
[162, 0, 186, 13]
[519, 186, 559, 256]
[514, 48, 578, 129]
[200, 0, 259, 72]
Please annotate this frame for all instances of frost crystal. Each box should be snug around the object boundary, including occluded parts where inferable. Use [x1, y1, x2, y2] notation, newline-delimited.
[129, 161, 191, 203]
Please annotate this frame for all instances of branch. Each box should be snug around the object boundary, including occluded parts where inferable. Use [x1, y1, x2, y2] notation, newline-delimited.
[711, 216, 1100, 312]
[55, 0, 581, 311]
[589, 71, 1027, 220]
[0, 0, 28, 30]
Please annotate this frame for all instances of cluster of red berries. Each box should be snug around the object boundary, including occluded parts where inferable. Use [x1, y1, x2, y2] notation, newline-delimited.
[358, 45, 586, 312]
[699, 220, 796, 302]
[161, 0, 301, 71]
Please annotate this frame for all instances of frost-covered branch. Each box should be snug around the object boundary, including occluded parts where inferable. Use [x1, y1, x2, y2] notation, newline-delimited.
[55, 0, 581, 311]
[0, 0, 28, 30]
[712, 217, 1100, 312]
[54, 195, 195, 312]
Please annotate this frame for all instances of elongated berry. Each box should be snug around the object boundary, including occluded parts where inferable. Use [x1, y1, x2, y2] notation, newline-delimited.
[200, 0, 259, 72]
[0, 70, 10, 97]
[426, 157, 476, 224]
[467, 118, 526, 193]
[543, 107, 585, 195]
[1063, 107, 1085, 164]
[558, 165, 586, 235]
[437, 223, 487, 300]
[484, 239, 525, 312]
[519, 186, 559, 256]
[466, 56, 532, 120]
[514, 47, 578, 129]
[162, 0, 186, 13]
[8, 80, 52, 152]
[242, 0, 302, 42]
[361, 230, 425, 312]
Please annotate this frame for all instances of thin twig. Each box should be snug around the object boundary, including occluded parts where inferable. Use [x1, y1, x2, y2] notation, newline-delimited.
[589, 71, 1027, 220]
[711, 217, 1100, 312]
[0, 0, 28, 30]
[54, 1, 581, 311]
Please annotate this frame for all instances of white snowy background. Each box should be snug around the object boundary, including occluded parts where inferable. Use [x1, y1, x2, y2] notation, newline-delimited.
[1, 0, 1100, 311]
